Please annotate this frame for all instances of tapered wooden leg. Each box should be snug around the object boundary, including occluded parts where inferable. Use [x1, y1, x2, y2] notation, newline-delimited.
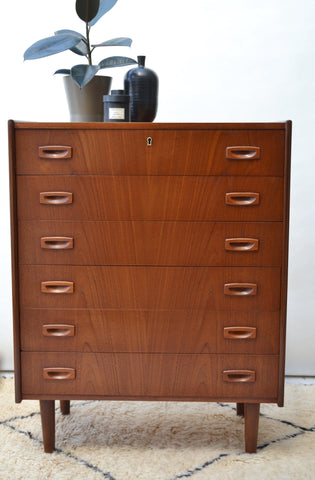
[60, 400, 70, 415]
[236, 402, 244, 416]
[244, 403, 260, 453]
[40, 400, 55, 453]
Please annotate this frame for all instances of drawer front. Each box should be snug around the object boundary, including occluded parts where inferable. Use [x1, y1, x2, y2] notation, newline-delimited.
[17, 176, 284, 221]
[21, 352, 279, 401]
[20, 308, 281, 354]
[15, 129, 285, 176]
[19, 266, 281, 311]
[18, 221, 283, 266]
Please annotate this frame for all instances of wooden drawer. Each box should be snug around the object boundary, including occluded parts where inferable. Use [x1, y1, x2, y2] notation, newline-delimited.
[8, 121, 292, 454]
[20, 308, 281, 355]
[21, 352, 279, 401]
[17, 176, 284, 221]
[18, 221, 283, 266]
[19, 266, 281, 311]
[15, 127, 285, 176]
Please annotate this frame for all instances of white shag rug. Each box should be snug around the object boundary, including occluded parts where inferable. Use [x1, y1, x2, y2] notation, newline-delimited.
[0, 377, 314, 480]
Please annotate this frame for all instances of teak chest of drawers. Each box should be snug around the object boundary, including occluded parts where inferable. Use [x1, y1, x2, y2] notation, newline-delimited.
[8, 121, 291, 453]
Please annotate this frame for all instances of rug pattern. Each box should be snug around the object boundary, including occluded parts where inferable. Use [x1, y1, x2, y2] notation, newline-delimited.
[0, 378, 314, 480]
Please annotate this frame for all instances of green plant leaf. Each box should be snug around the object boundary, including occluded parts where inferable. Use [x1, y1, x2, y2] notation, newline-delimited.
[55, 29, 86, 40]
[89, 0, 118, 26]
[99, 56, 137, 69]
[76, 0, 100, 23]
[54, 69, 71, 75]
[55, 30, 88, 56]
[92, 37, 132, 48]
[24, 35, 82, 60]
[70, 64, 100, 88]
[70, 40, 89, 56]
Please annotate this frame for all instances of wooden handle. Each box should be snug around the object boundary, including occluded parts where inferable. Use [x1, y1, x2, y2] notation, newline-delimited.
[224, 326, 257, 339]
[222, 370, 256, 383]
[42, 324, 75, 337]
[226, 146, 260, 160]
[43, 368, 76, 380]
[41, 236, 74, 250]
[225, 238, 259, 252]
[41, 281, 74, 294]
[38, 146, 72, 159]
[224, 283, 257, 296]
[225, 192, 260, 206]
[40, 192, 73, 205]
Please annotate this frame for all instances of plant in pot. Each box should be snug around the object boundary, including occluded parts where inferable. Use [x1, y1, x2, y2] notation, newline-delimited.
[24, 0, 137, 121]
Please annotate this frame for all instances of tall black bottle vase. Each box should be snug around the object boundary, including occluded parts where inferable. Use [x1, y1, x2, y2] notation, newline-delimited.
[124, 56, 158, 122]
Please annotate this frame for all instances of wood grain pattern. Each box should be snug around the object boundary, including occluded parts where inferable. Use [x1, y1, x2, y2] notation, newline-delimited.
[20, 308, 281, 355]
[244, 403, 260, 453]
[21, 352, 279, 401]
[9, 121, 291, 453]
[278, 120, 292, 407]
[40, 400, 55, 453]
[17, 176, 284, 221]
[60, 400, 70, 415]
[18, 221, 283, 266]
[11, 122, 289, 130]
[19, 265, 281, 311]
[15, 128, 285, 176]
[8, 120, 22, 402]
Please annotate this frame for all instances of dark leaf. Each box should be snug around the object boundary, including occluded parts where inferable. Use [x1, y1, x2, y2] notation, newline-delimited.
[89, 0, 118, 26]
[24, 35, 81, 60]
[92, 37, 132, 48]
[99, 56, 137, 69]
[76, 0, 100, 23]
[70, 64, 100, 88]
[54, 69, 71, 75]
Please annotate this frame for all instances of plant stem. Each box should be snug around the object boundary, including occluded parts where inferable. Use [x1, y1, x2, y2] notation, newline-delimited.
[86, 22, 92, 65]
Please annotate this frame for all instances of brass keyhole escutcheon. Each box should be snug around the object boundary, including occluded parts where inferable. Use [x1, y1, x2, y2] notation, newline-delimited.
[147, 137, 153, 146]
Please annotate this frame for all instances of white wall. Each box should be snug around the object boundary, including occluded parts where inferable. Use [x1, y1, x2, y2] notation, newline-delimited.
[1, 0, 314, 373]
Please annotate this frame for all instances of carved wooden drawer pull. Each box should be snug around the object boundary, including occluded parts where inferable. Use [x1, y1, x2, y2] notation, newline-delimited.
[40, 192, 73, 205]
[226, 146, 260, 160]
[225, 192, 260, 206]
[42, 324, 75, 337]
[38, 146, 72, 159]
[224, 283, 257, 296]
[225, 238, 259, 252]
[43, 368, 76, 380]
[41, 281, 74, 294]
[224, 326, 257, 339]
[41, 236, 74, 250]
[222, 370, 256, 383]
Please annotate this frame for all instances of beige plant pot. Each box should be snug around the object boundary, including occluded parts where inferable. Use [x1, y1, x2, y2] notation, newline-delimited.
[63, 75, 112, 122]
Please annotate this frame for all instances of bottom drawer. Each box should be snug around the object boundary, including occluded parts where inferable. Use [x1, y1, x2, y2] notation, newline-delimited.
[21, 352, 279, 402]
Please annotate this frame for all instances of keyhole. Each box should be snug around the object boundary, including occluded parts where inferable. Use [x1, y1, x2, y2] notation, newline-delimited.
[147, 137, 153, 146]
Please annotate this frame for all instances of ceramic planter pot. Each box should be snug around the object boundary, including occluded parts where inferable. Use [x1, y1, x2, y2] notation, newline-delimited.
[63, 75, 112, 122]
[124, 56, 158, 122]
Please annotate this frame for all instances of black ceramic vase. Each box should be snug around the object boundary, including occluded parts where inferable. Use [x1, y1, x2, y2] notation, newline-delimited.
[124, 56, 158, 122]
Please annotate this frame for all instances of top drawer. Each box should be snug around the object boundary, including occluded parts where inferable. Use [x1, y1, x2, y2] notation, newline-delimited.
[14, 128, 285, 176]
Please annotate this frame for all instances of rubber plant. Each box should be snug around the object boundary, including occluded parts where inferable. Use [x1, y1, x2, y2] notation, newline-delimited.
[24, 0, 137, 88]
